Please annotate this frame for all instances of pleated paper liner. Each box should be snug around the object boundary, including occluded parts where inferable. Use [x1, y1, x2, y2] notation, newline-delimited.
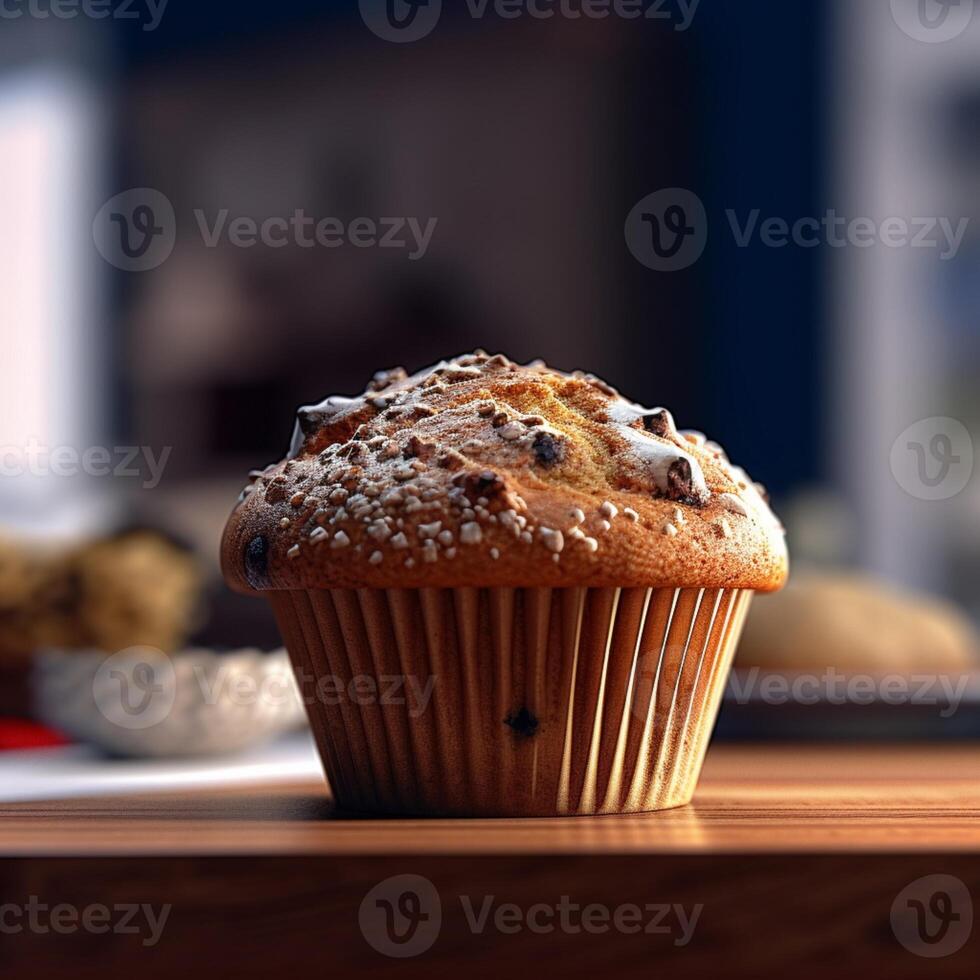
[269, 586, 752, 817]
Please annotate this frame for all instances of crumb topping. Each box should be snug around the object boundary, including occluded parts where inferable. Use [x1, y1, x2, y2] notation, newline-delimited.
[227, 350, 786, 591]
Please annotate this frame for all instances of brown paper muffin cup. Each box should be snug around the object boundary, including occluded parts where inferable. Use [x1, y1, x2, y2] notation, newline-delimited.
[269, 585, 752, 817]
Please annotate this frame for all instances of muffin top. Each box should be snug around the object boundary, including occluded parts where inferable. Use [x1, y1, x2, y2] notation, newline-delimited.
[222, 351, 788, 593]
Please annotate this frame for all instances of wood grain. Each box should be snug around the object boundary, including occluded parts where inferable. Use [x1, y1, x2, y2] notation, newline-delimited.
[2, 744, 980, 977]
[1, 743, 979, 855]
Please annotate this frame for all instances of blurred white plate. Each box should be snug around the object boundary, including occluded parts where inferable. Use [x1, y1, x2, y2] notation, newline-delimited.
[0, 732, 322, 803]
[35, 647, 309, 758]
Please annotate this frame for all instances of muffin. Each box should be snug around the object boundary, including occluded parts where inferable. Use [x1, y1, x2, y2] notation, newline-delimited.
[222, 351, 787, 816]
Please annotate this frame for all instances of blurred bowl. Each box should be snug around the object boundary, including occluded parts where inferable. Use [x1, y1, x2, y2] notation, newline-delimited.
[34, 647, 307, 758]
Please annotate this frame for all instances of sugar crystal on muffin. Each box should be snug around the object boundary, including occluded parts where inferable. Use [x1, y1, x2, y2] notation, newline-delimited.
[223, 351, 787, 593]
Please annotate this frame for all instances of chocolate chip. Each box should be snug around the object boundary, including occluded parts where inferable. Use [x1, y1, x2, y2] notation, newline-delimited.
[244, 535, 270, 589]
[642, 409, 675, 438]
[293, 409, 319, 439]
[454, 469, 505, 502]
[666, 458, 708, 505]
[289, 396, 376, 458]
[505, 707, 539, 738]
[667, 459, 693, 498]
[532, 431, 565, 467]
[290, 404, 345, 458]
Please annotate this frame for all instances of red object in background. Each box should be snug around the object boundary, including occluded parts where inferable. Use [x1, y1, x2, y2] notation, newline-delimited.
[0, 718, 69, 751]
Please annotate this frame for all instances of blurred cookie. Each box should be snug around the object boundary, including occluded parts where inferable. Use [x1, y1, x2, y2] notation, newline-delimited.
[737, 570, 978, 673]
[0, 529, 202, 658]
[0, 538, 78, 658]
[71, 530, 202, 653]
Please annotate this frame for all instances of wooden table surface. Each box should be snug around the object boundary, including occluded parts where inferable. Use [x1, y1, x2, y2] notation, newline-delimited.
[3, 743, 979, 978]
[2, 743, 979, 855]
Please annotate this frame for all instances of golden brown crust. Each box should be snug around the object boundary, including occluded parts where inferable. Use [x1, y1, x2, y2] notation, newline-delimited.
[221, 352, 788, 593]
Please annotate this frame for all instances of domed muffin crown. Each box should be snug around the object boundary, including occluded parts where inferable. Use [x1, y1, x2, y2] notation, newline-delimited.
[222, 351, 788, 592]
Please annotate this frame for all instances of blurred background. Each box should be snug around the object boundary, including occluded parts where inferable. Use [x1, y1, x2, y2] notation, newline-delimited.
[1, 0, 979, 763]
